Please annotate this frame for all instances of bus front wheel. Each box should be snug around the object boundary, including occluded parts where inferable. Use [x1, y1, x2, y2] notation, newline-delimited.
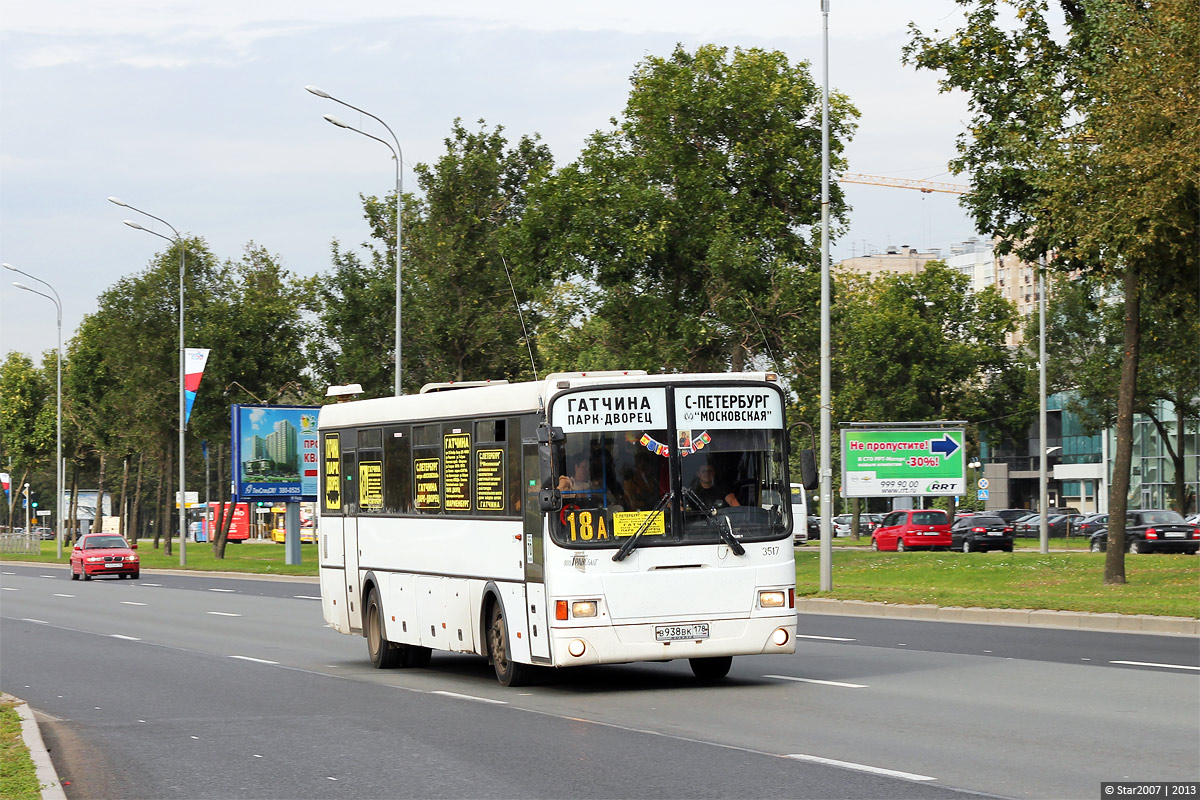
[488, 602, 534, 687]
[689, 656, 733, 681]
[366, 590, 400, 669]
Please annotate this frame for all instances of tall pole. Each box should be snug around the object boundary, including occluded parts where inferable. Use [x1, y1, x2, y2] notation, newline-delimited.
[1038, 257, 1049, 554]
[6, 264, 63, 558]
[108, 198, 188, 565]
[306, 86, 404, 396]
[818, 0, 833, 591]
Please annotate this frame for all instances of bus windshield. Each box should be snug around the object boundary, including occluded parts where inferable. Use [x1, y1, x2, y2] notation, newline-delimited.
[549, 382, 791, 550]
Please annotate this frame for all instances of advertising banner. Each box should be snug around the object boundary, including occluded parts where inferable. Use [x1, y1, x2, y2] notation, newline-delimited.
[841, 427, 966, 497]
[184, 348, 210, 425]
[232, 405, 320, 501]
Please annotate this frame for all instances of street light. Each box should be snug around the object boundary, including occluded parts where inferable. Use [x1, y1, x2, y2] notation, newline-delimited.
[306, 84, 404, 396]
[5, 263, 63, 558]
[818, 0, 833, 590]
[108, 197, 189, 566]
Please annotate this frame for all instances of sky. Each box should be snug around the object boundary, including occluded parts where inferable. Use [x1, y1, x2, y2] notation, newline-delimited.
[1, 1, 979, 364]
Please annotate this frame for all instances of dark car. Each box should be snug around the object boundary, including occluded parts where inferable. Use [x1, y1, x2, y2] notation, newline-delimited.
[1075, 513, 1109, 539]
[994, 508, 1032, 525]
[70, 533, 140, 580]
[950, 513, 1014, 553]
[1088, 510, 1199, 555]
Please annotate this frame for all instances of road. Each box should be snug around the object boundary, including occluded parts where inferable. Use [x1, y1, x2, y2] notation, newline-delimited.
[2, 564, 1197, 799]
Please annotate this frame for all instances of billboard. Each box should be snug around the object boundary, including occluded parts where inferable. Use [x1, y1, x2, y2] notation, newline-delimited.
[232, 405, 320, 502]
[841, 427, 966, 498]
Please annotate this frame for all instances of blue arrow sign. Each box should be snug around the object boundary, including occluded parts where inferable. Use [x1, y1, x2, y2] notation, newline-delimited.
[930, 435, 960, 458]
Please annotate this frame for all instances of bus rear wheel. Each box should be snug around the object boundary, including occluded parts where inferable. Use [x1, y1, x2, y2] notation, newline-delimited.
[366, 590, 400, 669]
[488, 602, 533, 687]
[689, 656, 733, 681]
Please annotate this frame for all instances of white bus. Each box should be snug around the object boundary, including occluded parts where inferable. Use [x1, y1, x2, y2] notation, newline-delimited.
[317, 371, 807, 686]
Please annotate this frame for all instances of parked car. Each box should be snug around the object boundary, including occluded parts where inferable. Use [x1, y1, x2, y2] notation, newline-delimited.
[1012, 513, 1039, 537]
[871, 509, 952, 551]
[832, 513, 876, 537]
[1088, 510, 1199, 555]
[994, 508, 1033, 525]
[33, 526, 55, 540]
[70, 533, 140, 580]
[1185, 513, 1200, 526]
[950, 513, 1014, 553]
[1075, 513, 1109, 539]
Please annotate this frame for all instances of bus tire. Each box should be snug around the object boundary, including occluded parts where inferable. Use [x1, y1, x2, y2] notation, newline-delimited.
[690, 656, 733, 681]
[366, 590, 400, 669]
[488, 601, 533, 687]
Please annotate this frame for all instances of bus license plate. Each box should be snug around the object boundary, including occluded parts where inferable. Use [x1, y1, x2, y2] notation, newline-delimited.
[656, 623, 709, 642]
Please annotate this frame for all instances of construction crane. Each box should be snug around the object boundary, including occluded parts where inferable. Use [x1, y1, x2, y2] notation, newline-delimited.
[839, 173, 971, 195]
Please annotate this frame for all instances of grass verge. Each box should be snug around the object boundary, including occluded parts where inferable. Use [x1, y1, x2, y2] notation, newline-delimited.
[4, 540, 1196, 618]
[796, 548, 1200, 618]
[0, 700, 41, 800]
[1, 539, 318, 577]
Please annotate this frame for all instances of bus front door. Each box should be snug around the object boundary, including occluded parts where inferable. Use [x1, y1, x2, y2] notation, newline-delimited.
[524, 441, 550, 661]
[341, 448, 362, 634]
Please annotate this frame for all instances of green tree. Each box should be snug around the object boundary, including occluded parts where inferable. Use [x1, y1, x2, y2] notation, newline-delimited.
[834, 263, 1023, 426]
[1043, 275, 1200, 514]
[905, 0, 1200, 584]
[404, 119, 553, 386]
[0, 352, 52, 529]
[68, 239, 310, 555]
[521, 43, 857, 374]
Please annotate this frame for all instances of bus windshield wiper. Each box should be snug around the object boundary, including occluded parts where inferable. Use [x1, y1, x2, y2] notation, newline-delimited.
[682, 488, 745, 556]
[612, 492, 670, 562]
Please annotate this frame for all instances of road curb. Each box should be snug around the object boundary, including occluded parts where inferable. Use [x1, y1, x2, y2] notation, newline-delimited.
[2, 694, 67, 800]
[796, 597, 1200, 636]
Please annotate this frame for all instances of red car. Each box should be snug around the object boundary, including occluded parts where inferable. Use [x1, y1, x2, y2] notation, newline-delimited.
[70, 533, 140, 580]
[871, 509, 952, 551]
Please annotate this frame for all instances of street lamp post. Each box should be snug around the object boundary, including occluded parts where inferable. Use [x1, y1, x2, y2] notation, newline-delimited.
[818, 0, 834, 590]
[108, 197, 189, 566]
[5, 263, 63, 558]
[306, 85, 403, 396]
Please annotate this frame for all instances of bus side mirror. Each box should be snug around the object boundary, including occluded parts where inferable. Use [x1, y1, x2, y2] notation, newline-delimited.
[539, 489, 563, 513]
[799, 449, 818, 491]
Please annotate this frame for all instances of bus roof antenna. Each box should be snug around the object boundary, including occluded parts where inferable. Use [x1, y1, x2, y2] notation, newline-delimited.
[500, 253, 538, 381]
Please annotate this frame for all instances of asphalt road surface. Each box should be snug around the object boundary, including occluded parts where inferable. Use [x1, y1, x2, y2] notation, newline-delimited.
[2, 564, 1197, 799]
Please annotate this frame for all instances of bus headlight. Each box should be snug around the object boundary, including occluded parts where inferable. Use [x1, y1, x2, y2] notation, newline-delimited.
[772, 627, 790, 646]
[571, 600, 598, 618]
[758, 590, 786, 608]
[567, 639, 587, 657]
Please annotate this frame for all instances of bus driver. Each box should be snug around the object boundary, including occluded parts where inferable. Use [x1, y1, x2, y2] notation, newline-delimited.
[691, 463, 740, 509]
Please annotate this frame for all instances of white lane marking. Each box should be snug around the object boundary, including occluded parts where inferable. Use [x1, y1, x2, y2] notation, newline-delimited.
[208, 588, 236, 593]
[2, 587, 18, 591]
[253, 754, 263, 758]
[2, 571, 13, 575]
[206, 611, 242, 617]
[794, 634, 856, 642]
[111, 634, 141, 641]
[1110, 660, 1199, 671]
[141, 583, 163, 586]
[53, 593, 75, 598]
[21, 618, 49, 624]
[121, 601, 147, 606]
[786, 753, 936, 782]
[765, 675, 868, 689]
[293, 595, 321, 600]
[229, 655, 279, 665]
[430, 691, 508, 705]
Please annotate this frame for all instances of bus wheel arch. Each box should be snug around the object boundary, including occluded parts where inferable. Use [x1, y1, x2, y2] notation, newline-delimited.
[364, 583, 400, 669]
[481, 584, 534, 687]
